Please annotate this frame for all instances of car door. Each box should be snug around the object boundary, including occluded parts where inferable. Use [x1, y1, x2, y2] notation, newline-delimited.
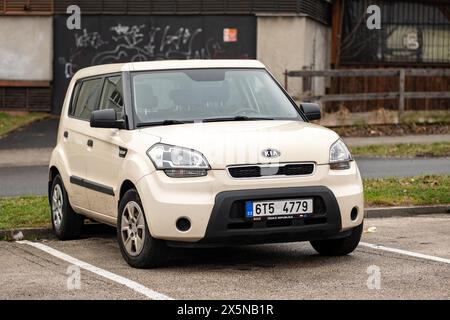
[83, 75, 127, 218]
[64, 77, 104, 210]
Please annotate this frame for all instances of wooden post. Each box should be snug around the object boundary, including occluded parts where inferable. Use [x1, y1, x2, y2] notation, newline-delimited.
[398, 69, 405, 123]
[331, 0, 343, 67]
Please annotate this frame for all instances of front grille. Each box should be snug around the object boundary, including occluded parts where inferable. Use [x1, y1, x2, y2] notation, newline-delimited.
[228, 163, 315, 178]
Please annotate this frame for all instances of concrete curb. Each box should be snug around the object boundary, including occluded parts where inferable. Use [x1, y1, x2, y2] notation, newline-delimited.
[1, 206, 448, 240]
[0, 227, 53, 241]
[0, 223, 113, 241]
[364, 205, 450, 218]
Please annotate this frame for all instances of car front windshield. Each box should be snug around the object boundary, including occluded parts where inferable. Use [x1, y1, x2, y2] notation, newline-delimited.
[132, 68, 302, 126]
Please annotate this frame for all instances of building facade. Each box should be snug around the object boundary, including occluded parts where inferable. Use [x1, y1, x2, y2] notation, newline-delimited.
[2, 0, 448, 113]
[0, 0, 332, 114]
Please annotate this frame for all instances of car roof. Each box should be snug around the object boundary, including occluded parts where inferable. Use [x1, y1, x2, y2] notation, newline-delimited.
[72, 59, 266, 80]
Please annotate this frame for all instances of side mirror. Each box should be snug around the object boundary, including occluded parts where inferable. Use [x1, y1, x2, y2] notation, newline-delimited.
[90, 109, 126, 129]
[300, 102, 321, 121]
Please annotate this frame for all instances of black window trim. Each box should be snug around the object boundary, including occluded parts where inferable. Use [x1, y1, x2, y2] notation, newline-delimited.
[122, 71, 134, 130]
[68, 72, 130, 128]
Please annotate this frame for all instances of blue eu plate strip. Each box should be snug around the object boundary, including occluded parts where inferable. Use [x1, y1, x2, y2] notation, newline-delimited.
[245, 201, 253, 218]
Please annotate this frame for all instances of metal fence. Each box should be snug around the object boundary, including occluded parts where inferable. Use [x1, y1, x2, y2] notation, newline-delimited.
[340, 0, 450, 65]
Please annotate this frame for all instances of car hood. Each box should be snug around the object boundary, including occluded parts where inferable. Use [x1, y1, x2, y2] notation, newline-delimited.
[139, 120, 339, 169]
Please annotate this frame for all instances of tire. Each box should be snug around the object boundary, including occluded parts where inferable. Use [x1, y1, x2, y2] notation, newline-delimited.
[50, 175, 84, 240]
[310, 222, 363, 256]
[117, 189, 168, 268]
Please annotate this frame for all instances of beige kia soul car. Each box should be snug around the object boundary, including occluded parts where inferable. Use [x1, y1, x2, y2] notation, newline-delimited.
[49, 60, 364, 268]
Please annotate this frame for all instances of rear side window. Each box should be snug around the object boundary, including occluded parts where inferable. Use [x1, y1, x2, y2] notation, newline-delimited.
[70, 78, 103, 120]
[99, 76, 124, 118]
[69, 82, 81, 116]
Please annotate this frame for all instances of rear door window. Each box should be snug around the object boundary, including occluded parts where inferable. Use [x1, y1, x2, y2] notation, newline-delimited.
[71, 78, 103, 120]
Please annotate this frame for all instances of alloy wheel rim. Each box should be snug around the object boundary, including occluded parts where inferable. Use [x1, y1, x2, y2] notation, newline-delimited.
[52, 184, 63, 229]
[121, 201, 146, 256]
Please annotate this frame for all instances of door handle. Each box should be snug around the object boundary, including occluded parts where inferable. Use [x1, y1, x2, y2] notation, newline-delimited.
[119, 147, 128, 158]
[87, 139, 93, 147]
[63, 131, 69, 138]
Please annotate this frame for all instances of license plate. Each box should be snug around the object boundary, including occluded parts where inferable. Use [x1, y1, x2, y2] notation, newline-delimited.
[245, 198, 313, 220]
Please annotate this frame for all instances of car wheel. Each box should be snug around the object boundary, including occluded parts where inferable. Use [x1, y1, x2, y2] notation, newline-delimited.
[310, 222, 363, 256]
[117, 189, 168, 268]
[50, 175, 84, 240]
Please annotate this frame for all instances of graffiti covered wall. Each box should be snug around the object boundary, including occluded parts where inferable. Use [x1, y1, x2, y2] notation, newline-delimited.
[53, 15, 256, 113]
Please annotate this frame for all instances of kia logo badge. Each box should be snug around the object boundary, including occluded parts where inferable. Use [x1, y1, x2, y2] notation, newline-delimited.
[262, 148, 281, 158]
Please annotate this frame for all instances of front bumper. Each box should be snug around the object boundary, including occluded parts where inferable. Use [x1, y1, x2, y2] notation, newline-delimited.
[136, 161, 364, 243]
[172, 186, 353, 247]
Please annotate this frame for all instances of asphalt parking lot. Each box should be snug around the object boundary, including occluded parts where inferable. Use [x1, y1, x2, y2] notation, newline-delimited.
[0, 214, 449, 300]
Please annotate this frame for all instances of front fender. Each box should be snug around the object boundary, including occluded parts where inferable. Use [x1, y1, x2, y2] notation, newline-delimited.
[114, 151, 157, 204]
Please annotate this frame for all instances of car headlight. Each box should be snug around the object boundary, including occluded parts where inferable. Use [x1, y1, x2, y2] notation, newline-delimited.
[329, 138, 353, 170]
[147, 143, 210, 177]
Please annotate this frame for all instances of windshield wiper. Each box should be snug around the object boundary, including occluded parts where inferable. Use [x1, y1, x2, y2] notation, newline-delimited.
[137, 116, 274, 127]
[136, 120, 194, 128]
[202, 116, 274, 123]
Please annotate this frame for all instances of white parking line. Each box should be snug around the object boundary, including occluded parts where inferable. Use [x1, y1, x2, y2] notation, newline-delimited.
[360, 242, 450, 264]
[17, 240, 173, 300]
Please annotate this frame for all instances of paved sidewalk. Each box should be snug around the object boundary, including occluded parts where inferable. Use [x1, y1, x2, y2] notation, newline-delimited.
[0, 148, 52, 167]
[0, 118, 58, 150]
[343, 134, 450, 147]
[0, 118, 56, 167]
